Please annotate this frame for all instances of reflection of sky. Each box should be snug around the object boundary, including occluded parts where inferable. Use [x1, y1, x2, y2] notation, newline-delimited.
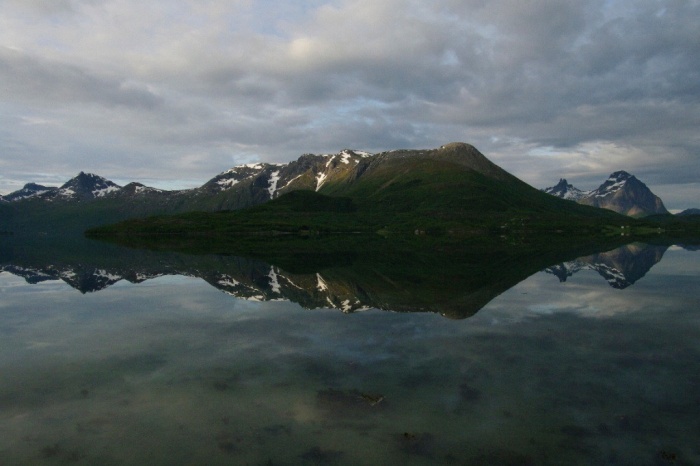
[0, 250, 699, 464]
[477, 246, 700, 322]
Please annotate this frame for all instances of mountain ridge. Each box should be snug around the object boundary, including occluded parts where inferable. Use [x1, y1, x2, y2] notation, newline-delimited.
[0, 143, 672, 237]
[543, 171, 669, 217]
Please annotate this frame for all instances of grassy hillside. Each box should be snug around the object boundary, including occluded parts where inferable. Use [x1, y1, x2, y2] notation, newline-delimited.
[318, 151, 624, 233]
[0, 202, 15, 233]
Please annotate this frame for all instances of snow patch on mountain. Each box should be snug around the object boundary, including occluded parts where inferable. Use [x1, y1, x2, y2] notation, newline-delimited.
[316, 273, 329, 291]
[267, 170, 281, 198]
[218, 277, 241, 287]
[96, 269, 122, 282]
[268, 266, 281, 294]
[58, 188, 77, 199]
[93, 186, 120, 197]
[315, 171, 328, 192]
[217, 178, 240, 188]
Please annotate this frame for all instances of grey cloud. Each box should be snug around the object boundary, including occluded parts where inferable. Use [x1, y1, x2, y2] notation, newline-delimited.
[0, 47, 163, 109]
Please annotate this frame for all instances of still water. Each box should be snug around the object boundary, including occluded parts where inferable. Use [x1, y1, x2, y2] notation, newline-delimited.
[0, 241, 698, 465]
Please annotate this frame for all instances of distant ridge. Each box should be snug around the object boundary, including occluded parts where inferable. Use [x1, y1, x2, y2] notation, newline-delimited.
[677, 208, 700, 216]
[543, 171, 668, 217]
[1, 183, 53, 202]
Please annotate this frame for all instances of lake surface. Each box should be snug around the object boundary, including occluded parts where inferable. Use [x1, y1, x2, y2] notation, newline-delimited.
[0, 239, 698, 465]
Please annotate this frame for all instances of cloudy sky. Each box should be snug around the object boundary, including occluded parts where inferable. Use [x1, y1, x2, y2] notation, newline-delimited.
[1, 0, 698, 210]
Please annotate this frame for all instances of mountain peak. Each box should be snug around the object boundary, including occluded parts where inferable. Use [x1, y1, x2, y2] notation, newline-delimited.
[593, 171, 638, 197]
[431, 142, 512, 180]
[542, 178, 588, 201]
[440, 142, 477, 151]
[608, 170, 633, 179]
[1, 183, 54, 202]
[58, 172, 121, 200]
[605, 171, 635, 184]
[581, 171, 668, 217]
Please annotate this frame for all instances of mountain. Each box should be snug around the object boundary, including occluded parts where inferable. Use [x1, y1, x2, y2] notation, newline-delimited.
[543, 171, 669, 217]
[1, 183, 54, 202]
[49, 171, 122, 201]
[542, 179, 588, 201]
[579, 171, 668, 217]
[3, 173, 122, 203]
[0, 149, 379, 234]
[89, 142, 633, 241]
[678, 208, 700, 216]
[4, 143, 633, 236]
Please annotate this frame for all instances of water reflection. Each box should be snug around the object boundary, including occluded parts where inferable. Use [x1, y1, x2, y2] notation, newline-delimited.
[545, 242, 668, 288]
[0, 238, 698, 465]
[0, 238, 689, 318]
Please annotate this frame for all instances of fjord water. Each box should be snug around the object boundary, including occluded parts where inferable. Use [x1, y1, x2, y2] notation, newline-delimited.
[0, 239, 698, 465]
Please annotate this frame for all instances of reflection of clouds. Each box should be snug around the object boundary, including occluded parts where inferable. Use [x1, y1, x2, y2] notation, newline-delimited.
[647, 248, 700, 277]
[479, 263, 692, 321]
[0, 272, 71, 294]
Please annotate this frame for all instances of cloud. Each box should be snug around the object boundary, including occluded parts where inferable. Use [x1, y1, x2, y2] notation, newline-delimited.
[0, 47, 163, 109]
[0, 0, 698, 208]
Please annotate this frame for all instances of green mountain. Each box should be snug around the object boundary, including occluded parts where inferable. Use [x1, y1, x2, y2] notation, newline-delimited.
[87, 142, 632, 242]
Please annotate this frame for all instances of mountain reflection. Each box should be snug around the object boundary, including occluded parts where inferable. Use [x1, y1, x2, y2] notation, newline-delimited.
[0, 237, 691, 318]
[545, 242, 669, 289]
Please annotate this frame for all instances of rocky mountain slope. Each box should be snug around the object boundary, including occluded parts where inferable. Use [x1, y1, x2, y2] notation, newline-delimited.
[543, 171, 668, 217]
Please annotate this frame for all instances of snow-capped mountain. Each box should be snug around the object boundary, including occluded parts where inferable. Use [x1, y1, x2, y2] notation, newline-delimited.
[3, 150, 672, 222]
[2, 172, 123, 203]
[198, 149, 373, 198]
[1, 183, 54, 202]
[50, 172, 122, 201]
[543, 171, 669, 217]
[2, 143, 667, 238]
[579, 171, 668, 217]
[1, 149, 374, 209]
[541, 179, 589, 201]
